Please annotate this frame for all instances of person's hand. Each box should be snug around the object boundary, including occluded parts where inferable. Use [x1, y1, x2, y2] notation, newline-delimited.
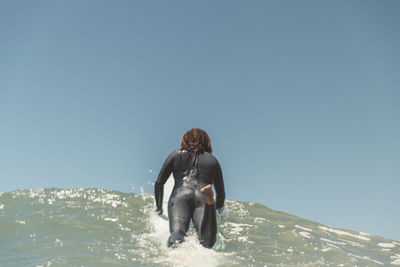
[200, 184, 214, 205]
[217, 207, 224, 215]
[217, 206, 229, 219]
[154, 209, 163, 215]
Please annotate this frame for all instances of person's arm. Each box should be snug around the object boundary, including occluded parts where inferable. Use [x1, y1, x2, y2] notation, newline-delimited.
[213, 160, 225, 210]
[154, 150, 176, 214]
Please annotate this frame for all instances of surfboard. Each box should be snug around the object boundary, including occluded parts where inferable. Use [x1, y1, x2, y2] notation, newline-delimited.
[159, 174, 174, 221]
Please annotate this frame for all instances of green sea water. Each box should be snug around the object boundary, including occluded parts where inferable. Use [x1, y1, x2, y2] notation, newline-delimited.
[0, 188, 399, 266]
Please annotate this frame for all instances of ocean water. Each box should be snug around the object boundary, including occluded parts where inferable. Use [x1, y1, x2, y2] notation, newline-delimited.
[0, 188, 399, 266]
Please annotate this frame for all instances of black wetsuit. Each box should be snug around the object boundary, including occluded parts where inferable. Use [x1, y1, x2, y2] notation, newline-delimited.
[155, 149, 225, 248]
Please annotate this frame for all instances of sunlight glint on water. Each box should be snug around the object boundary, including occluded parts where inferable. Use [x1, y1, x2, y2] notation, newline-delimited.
[0, 188, 399, 266]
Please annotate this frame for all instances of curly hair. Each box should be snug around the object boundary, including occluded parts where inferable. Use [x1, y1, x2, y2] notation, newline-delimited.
[180, 128, 212, 153]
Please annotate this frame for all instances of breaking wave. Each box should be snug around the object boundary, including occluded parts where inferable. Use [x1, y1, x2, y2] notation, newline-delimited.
[0, 188, 399, 266]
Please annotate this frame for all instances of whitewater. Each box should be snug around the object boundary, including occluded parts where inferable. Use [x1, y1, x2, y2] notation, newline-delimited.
[1, 188, 399, 266]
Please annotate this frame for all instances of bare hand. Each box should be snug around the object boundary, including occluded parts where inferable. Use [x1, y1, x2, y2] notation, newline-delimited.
[200, 184, 214, 205]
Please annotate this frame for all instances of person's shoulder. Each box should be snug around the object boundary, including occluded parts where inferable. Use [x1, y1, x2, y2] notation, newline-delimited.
[203, 151, 219, 161]
[169, 149, 180, 154]
[170, 149, 188, 157]
[165, 149, 179, 159]
[174, 149, 188, 154]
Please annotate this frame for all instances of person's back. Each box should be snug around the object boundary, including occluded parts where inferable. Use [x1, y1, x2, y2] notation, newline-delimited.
[156, 149, 225, 208]
[154, 128, 225, 248]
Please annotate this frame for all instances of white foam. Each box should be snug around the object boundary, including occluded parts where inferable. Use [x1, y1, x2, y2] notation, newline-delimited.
[0, 204, 4, 209]
[391, 254, 400, 265]
[340, 238, 364, 248]
[378, 242, 395, 248]
[299, 231, 312, 239]
[321, 238, 346, 246]
[325, 243, 340, 249]
[295, 225, 312, 232]
[54, 239, 63, 247]
[28, 188, 46, 198]
[238, 236, 254, 243]
[226, 200, 249, 217]
[319, 226, 370, 241]
[254, 217, 266, 224]
[88, 191, 128, 208]
[360, 232, 371, 236]
[225, 222, 252, 235]
[104, 217, 118, 222]
[53, 189, 84, 199]
[278, 225, 285, 228]
[148, 212, 228, 267]
[321, 247, 333, 252]
[347, 253, 383, 265]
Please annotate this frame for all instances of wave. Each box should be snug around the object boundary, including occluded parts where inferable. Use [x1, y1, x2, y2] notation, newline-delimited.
[0, 188, 399, 266]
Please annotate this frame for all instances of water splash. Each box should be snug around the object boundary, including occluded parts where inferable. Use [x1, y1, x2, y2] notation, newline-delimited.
[0, 188, 399, 266]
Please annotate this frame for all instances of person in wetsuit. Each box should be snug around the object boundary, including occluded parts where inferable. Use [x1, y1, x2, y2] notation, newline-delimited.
[154, 128, 225, 248]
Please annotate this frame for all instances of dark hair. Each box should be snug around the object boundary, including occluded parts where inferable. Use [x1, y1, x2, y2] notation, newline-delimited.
[180, 128, 212, 153]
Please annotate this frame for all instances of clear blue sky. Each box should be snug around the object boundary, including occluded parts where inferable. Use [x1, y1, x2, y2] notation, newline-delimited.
[1, 1, 399, 241]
